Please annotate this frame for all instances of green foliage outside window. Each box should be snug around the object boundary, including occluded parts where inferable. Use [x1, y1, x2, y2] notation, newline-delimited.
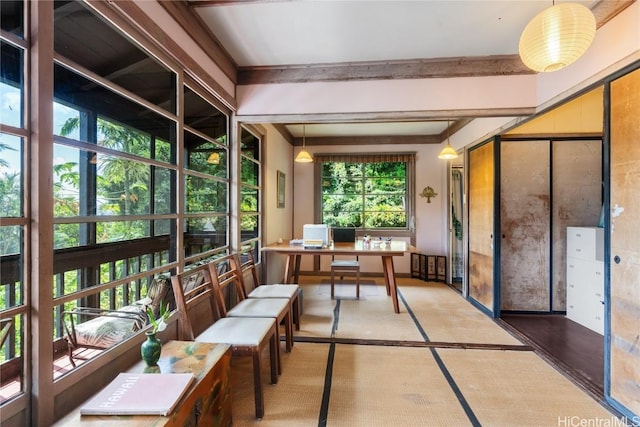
[322, 161, 407, 228]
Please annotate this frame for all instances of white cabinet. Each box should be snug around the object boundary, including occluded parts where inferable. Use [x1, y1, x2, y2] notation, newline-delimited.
[566, 226, 604, 335]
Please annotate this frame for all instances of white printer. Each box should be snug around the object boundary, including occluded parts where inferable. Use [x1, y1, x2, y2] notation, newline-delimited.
[302, 224, 329, 249]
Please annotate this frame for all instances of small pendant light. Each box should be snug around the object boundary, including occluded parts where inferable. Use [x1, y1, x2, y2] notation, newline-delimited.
[295, 124, 313, 163]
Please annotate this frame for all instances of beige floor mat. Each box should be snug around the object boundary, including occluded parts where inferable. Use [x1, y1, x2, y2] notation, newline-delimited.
[438, 348, 616, 427]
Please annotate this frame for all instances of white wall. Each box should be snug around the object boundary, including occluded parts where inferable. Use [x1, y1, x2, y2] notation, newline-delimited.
[262, 126, 294, 284]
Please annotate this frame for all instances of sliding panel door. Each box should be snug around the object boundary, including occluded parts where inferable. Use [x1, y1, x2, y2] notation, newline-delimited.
[551, 140, 602, 312]
[500, 141, 550, 311]
[609, 67, 640, 416]
[468, 140, 495, 313]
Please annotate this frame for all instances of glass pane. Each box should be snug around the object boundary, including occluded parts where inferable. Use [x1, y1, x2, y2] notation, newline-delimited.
[53, 145, 153, 217]
[184, 216, 227, 257]
[54, 1, 176, 113]
[240, 128, 259, 160]
[364, 211, 406, 228]
[0, 134, 23, 218]
[364, 162, 405, 177]
[184, 86, 227, 141]
[0, 41, 23, 127]
[54, 63, 175, 149]
[322, 194, 363, 212]
[184, 130, 227, 178]
[53, 101, 80, 139]
[0, 225, 22, 258]
[153, 168, 173, 214]
[322, 162, 362, 178]
[0, 238, 22, 303]
[154, 138, 172, 164]
[322, 177, 362, 194]
[96, 220, 151, 243]
[240, 157, 259, 186]
[154, 219, 172, 236]
[240, 213, 259, 239]
[185, 176, 227, 213]
[240, 187, 258, 213]
[322, 212, 363, 228]
[0, 313, 24, 403]
[53, 223, 80, 249]
[366, 177, 405, 193]
[364, 194, 406, 210]
[1, 1, 24, 38]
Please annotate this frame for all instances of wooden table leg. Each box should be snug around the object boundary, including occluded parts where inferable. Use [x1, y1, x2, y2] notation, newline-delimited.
[293, 254, 301, 283]
[382, 256, 400, 313]
[282, 255, 302, 284]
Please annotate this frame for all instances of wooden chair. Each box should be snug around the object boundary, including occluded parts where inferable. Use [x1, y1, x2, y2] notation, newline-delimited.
[209, 254, 294, 353]
[170, 262, 280, 419]
[237, 251, 302, 331]
[331, 227, 360, 298]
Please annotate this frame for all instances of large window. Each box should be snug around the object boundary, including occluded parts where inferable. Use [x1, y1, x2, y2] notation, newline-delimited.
[1, 2, 27, 405]
[239, 127, 261, 260]
[318, 153, 415, 230]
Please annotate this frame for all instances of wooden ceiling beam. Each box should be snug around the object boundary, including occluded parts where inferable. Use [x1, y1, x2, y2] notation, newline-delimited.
[238, 55, 533, 85]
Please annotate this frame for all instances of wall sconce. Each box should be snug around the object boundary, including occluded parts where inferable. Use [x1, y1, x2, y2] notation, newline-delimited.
[89, 154, 97, 164]
[519, 2, 596, 73]
[207, 152, 220, 165]
[419, 186, 437, 203]
[295, 124, 313, 163]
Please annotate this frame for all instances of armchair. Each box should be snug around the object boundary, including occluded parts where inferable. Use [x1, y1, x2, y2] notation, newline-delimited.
[62, 275, 174, 367]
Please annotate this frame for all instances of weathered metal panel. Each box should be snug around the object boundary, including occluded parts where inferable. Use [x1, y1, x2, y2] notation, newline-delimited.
[609, 67, 640, 415]
[551, 140, 603, 312]
[500, 141, 550, 311]
[468, 141, 494, 311]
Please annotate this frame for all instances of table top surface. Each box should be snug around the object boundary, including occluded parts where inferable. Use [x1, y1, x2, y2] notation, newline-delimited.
[55, 341, 231, 426]
[262, 240, 416, 256]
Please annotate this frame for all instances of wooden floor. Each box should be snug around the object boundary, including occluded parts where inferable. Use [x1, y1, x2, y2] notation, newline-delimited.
[500, 314, 604, 396]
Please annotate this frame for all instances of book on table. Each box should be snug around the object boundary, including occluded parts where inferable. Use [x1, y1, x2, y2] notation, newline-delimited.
[80, 372, 195, 416]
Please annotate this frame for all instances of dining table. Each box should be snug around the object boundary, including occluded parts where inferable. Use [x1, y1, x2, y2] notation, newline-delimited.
[262, 240, 417, 313]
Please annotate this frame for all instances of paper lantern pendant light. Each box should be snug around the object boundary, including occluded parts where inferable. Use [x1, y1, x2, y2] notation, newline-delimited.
[519, 2, 596, 73]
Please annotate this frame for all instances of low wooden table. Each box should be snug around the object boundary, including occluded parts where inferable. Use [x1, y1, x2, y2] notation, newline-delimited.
[56, 340, 232, 427]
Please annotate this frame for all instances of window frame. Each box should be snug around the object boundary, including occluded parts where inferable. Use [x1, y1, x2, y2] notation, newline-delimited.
[315, 152, 416, 239]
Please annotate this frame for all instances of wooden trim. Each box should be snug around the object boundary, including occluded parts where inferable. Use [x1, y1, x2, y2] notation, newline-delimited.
[293, 135, 440, 146]
[159, 0, 238, 82]
[592, 0, 636, 29]
[238, 55, 534, 85]
[236, 108, 537, 125]
[30, 2, 56, 425]
[87, 0, 237, 110]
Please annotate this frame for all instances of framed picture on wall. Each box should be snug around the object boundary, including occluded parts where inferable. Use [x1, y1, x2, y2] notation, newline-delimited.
[277, 170, 285, 208]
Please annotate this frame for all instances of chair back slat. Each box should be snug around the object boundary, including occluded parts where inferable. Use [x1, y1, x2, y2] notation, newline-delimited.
[238, 251, 261, 293]
[207, 254, 246, 316]
[170, 263, 218, 340]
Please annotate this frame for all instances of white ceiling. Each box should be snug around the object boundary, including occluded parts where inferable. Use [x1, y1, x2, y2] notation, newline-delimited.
[191, 0, 599, 139]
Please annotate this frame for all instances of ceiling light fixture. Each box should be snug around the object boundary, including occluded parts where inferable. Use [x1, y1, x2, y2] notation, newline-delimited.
[294, 124, 313, 163]
[438, 120, 458, 160]
[519, 2, 596, 73]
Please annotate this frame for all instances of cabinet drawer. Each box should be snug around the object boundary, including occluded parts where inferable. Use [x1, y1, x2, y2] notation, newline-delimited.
[567, 226, 604, 261]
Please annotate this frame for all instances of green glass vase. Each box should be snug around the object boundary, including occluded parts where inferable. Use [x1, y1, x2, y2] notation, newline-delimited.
[141, 331, 162, 367]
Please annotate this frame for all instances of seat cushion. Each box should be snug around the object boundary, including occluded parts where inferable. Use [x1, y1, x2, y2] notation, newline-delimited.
[227, 298, 290, 318]
[331, 260, 360, 268]
[196, 317, 275, 346]
[249, 284, 299, 299]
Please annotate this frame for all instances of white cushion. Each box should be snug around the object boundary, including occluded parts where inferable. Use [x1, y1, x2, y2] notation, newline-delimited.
[249, 285, 299, 299]
[196, 317, 275, 346]
[227, 298, 290, 318]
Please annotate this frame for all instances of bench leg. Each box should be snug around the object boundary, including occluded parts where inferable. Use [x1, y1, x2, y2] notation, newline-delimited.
[252, 350, 265, 419]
